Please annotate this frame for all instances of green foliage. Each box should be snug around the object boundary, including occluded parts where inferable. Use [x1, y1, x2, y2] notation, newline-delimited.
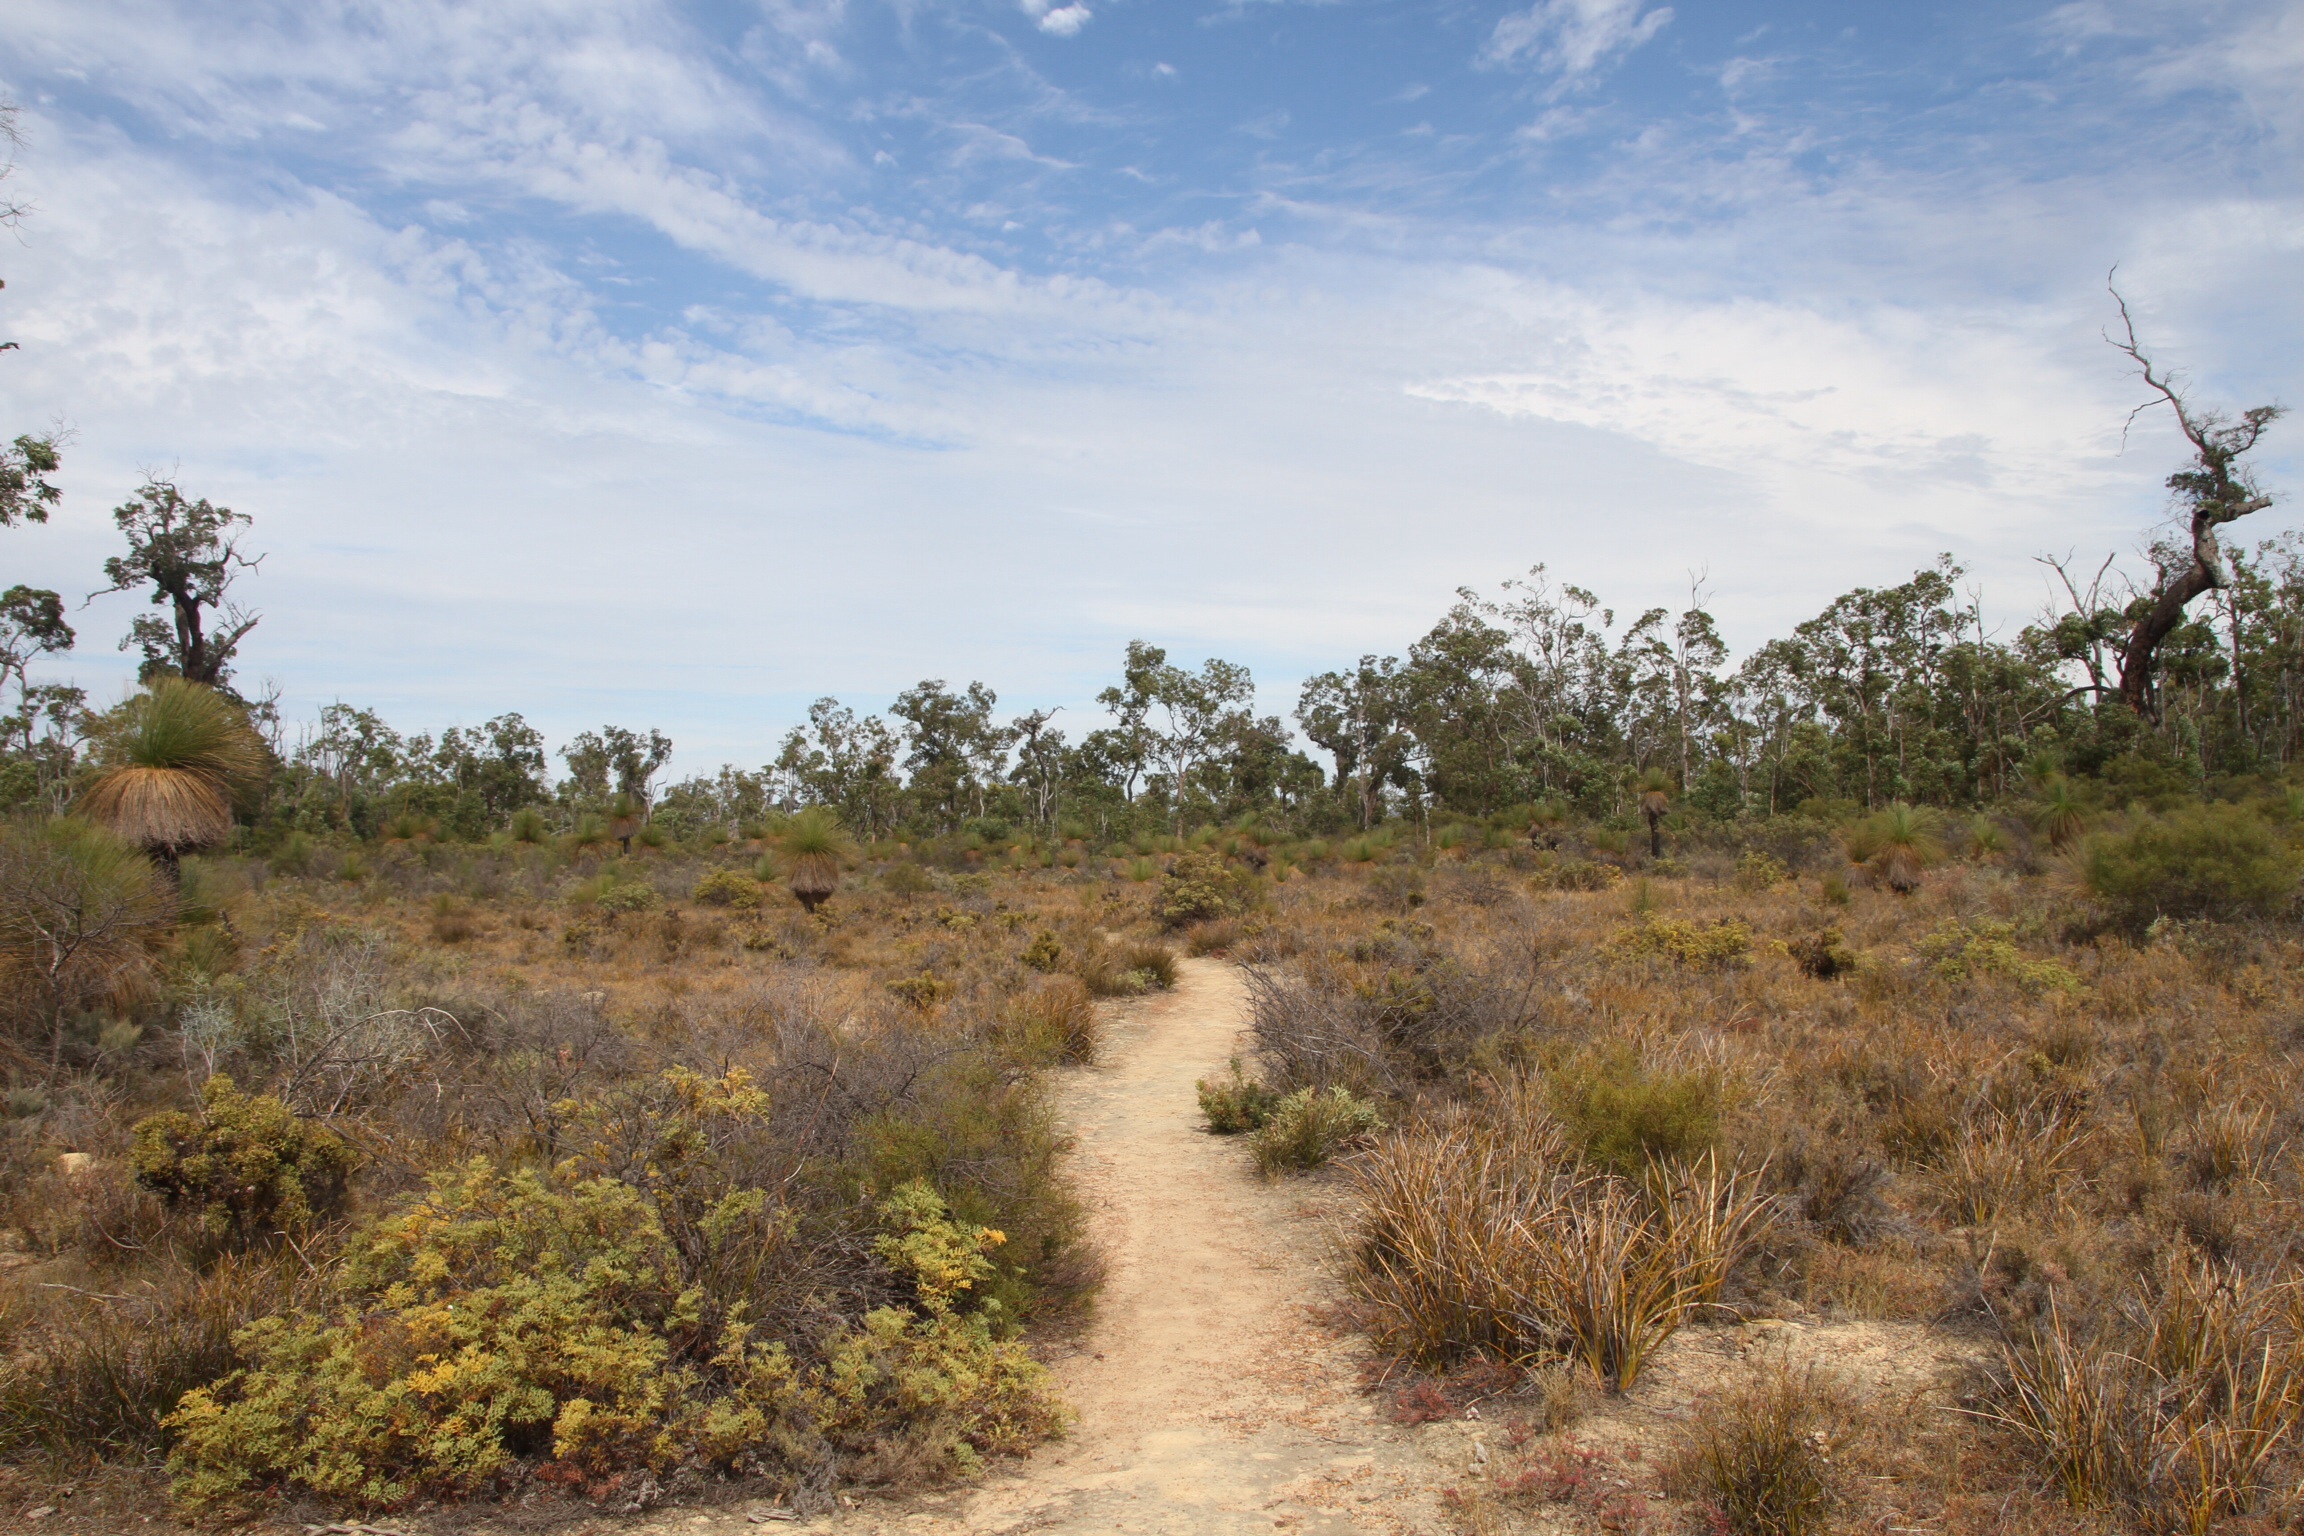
[1020, 930, 1063, 972]
[1197, 1059, 1281, 1134]
[2082, 803, 2301, 926]
[0, 815, 174, 1062]
[1549, 1045, 1721, 1177]
[162, 1078, 1063, 1514]
[1159, 848, 1255, 928]
[1607, 916, 1752, 970]
[1916, 918, 2081, 995]
[692, 868, 762, 910]
[1732, 850, 1790, 891]
[1252, 1086, 1382, 1173]
[130, 1075, 354, 1246]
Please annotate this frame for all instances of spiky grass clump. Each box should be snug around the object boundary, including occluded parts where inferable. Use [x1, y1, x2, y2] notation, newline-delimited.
[79, 680, 267, 864]
[1844, 802, 1944, 893]
[773, 806, 857, 913]
[1672, 1357, 1856, 1536]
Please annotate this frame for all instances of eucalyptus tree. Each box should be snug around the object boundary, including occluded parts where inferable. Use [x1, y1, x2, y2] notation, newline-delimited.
[2102, 290, 2284, 721]
[1297, 656, 1416, 829]
[93, 479, 264, 691]
[773, 697, 902, 838]
[891, 679, 1005, 832]
[561, 726, 673, 815]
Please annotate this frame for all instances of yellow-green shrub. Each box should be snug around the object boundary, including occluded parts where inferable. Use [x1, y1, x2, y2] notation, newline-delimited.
[162, 1069, 1066, 1514]
[1916, 918, 2080, 996]
[691, 869, 762, 909]
[1607, 916, 1752, 970]
[1156, 849, 1252, 929]
[164, 1161, 1058, 1513]
[130, 1075, 354, 1246]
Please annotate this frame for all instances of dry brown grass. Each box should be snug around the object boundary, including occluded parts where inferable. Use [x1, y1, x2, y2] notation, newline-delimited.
[1246, 842, 2304, 1529]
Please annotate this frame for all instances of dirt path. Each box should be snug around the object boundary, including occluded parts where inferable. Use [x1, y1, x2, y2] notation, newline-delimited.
[820, 957, 1446, 1535]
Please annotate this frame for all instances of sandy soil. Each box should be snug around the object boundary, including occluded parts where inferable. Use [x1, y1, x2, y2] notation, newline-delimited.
[806, 956, 1453, 1536]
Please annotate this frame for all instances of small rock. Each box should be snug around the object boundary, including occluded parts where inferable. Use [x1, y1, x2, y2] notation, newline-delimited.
[55, 1153, 94, 1178]
[26, 1507, 57, 1521]
[1471, 1439, 1489, 1465]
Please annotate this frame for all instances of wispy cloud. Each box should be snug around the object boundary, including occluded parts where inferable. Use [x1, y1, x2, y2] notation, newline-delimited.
[1483, 0, 1673, 81]
[1, 0, 2297, 773]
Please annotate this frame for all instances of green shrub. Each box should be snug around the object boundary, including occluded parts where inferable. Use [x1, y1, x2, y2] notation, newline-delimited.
[1607, 916, 1751, 970]
[692, 869, 762, 910]
[881, 861, 935, 896]
[1196, 1059, 1281, 1134]
[597, 880, 659, 914]
[1916, 918, 2081, 995]
[162, 1072, 1063, 1514]
[1157, 849, 1252, 928]
[1548, 1045, 1721, 1176]
[568, 872, 658, 914]
[1020, 930, 1063, 972]
[1733, 850, 1790, 891]
[129, 1076, 354, 1247]
[2082, 804, 2300, 927]
[1252, 1086, 1383, 1173]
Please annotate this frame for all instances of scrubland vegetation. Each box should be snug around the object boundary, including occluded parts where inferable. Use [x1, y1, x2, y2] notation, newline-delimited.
[1206, 799, 2304, 1536]
[8, 97, 2304, 1533]
[6, 762, 2304, 1533]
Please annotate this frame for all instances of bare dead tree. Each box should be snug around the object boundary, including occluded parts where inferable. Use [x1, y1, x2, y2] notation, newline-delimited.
[2106, 285, 2285, 721]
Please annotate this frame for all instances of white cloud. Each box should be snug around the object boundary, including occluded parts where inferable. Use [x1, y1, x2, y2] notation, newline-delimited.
[1485, 0, 1673, 79]
[1018, 0, 1091, 36]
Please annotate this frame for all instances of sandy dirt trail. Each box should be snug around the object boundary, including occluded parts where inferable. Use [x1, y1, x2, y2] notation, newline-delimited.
[819, 957, 1445, 1536]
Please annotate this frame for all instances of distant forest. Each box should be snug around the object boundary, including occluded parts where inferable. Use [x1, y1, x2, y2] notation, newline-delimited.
[12, 532, 2304, 852]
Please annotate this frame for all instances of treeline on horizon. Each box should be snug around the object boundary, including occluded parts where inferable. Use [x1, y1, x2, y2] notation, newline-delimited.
[13, 538, 2304, 857]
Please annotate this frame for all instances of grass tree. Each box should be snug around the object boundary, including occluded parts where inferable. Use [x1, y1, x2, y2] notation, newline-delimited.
[607, 792, 644, 856]
[774, 805, 856, 913]
[78, 678, 267, 878]
[1635, 769, 1673, 859]
[2034, 774, 2087, 850]
[1849, 802, 1944, 894]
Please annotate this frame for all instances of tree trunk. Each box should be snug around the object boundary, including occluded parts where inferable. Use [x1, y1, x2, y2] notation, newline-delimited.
[2118, 562, 2219, 720]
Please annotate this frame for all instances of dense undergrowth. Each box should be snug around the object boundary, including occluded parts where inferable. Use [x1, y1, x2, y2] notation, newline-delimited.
[1197, 792, 2304, 1535]
[0, 832, 1170, 1520]
[5, 780, 2304, 1533]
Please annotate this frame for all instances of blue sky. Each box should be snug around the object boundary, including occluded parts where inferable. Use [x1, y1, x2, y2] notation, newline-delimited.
[3, 0, 2299, 773]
